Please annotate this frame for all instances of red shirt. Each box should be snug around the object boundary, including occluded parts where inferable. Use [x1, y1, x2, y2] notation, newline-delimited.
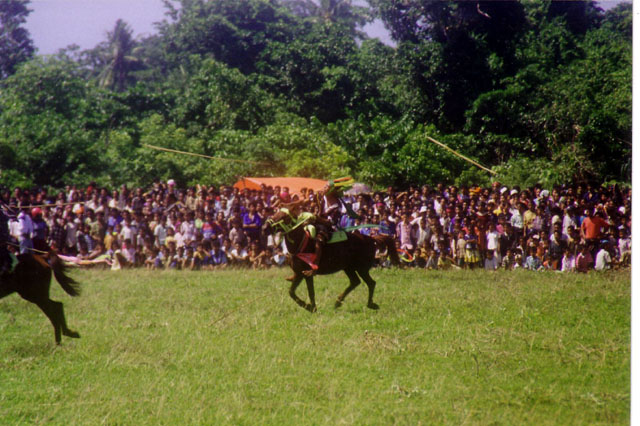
[581, 216, 608, 240]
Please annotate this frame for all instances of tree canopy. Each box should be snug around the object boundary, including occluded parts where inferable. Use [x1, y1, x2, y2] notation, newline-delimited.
[0, 0, 631, 190]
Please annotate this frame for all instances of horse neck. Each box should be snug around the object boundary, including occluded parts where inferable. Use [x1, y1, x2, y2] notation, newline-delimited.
[284, 226, 306, 254]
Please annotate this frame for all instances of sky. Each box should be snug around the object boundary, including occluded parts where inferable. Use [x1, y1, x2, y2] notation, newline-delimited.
[24, 0, 627, 55]
[25, 0, 393, 55]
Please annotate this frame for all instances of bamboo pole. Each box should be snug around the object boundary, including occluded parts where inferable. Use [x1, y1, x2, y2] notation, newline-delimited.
[426, 136, 497, 175]
[143, 144, 270, 166]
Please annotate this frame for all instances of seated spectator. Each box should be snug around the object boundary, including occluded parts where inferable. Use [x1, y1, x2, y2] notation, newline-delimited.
[594, 240, 614, 271]
[145, 247, 159, 269]
[425, 248, 438, 270]
[209, 240, 228, 269]
[576, 244, 593, 273]
[617, 228, 631, 267]
[524, 246, 543, 271]
[249, 242, 268, 269]
[181, 246, 194, 270]
[191, 243, 208, 270]
[272, 246, 287, 267]
[228, 242, 249, 267]
[501, 248, 515, 270]
[484, 249, 499, 271]
[561, 248, 575, 272]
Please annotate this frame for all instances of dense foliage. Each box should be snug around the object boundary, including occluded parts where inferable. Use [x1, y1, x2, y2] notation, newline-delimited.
[0, 0, 631, 190]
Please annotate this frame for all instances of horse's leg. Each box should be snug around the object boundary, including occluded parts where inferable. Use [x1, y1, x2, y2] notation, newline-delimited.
[304, 276, 317, 313]
[357, 268, 379, 310]
[32, 299, 63, 344]
[56, 301, 80, 339]
[335, 268, 361, 308]
[288, 274, 308, 310]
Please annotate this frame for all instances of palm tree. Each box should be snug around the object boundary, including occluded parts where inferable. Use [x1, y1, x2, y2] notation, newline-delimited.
[97, 19, 140, 91]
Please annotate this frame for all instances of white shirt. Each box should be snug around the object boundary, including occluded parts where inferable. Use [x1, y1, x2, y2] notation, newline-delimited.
[486, 230, 499, 251]
[17, 211, 33, 238]
[561, 255, 575, 272]
[595, 249, 612, 271]
[154, 224, 167, 247]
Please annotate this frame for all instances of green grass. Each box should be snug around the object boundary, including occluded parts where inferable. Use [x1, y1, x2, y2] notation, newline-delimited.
[0, 267, 630, 425]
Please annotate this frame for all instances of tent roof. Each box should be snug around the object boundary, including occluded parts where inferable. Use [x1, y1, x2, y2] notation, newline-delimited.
[233, 177, 327, 195]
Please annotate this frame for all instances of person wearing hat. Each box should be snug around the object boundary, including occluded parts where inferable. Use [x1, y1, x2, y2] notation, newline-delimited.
[31, 207, 49, 253]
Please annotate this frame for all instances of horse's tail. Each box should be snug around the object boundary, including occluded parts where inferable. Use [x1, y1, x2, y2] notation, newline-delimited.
[48, 250, 81, 297]
[372, 235, 401, 266]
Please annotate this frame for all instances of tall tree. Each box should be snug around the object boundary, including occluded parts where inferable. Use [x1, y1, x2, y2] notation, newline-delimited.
[283, 0, 372, 38]
[95, 19, 141, 91]
[0, 0, 34, 79]
[369, 1, 527, 129]
[155, 0, 297, 75]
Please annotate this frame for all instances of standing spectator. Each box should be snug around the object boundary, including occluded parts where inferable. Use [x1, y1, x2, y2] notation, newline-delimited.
[31, 208, 49, 252]
[89, 211, 106, 246]
[119, 218, 135, 248]
[486, 222, 500, 263]
[510, 202, 525, 237]
[17, 208, 34, 254]
[396, 212, 415, 254]
[242, 202, 262, 243]
[562, 207, 578, 239]
[180, 211, 196, 246]
[580, 206, 609, 250]
[463, 227, 480, 269]
[229, 220, 247, 248]
[548, 229, 566, 271]
[48, 212, 65, 251]
[454, 230, 466, 268]
[64, 213, 79, 255]
[154, 216, 167, 248]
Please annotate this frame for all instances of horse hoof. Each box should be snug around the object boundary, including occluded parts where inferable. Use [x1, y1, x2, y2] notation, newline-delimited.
[305, 304, 317, 313]
[64, 330, 80, 339]
[367, 302, 380, 310]
[335, 300, 343, 308]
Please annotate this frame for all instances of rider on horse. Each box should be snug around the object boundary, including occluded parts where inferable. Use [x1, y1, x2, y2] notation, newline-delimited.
[281, 200, 333, 277]
[283, 177, 357, 277]
[0, 201, 13, 276]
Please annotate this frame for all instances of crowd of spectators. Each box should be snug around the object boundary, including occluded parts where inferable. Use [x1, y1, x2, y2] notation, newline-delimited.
[1, 179, 631, 273]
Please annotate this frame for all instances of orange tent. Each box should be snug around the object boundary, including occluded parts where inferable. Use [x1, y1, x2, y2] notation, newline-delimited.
[233, 177, 327, 195]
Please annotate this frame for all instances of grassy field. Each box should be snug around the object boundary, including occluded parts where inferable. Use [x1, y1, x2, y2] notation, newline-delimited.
[0, 267, 630, 425]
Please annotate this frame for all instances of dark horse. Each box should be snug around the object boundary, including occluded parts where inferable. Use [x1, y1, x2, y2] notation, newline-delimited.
[265, 210, 400, 312]
[1, 250, 81, 344]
